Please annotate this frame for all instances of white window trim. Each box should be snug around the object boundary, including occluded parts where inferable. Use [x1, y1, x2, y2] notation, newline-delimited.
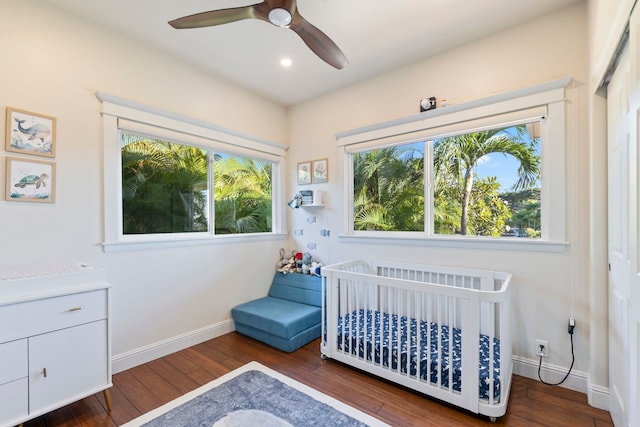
[97, 92, 288, 252]
[336, 77, 572, 252]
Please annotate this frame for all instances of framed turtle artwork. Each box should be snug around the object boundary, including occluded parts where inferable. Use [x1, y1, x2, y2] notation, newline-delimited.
[5, 107, 56, 157]
[5, 156, 55, 203]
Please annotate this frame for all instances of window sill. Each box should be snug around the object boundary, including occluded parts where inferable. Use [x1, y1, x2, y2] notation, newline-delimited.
[102, 232, 287, 253]
[338, 234, 568, 253]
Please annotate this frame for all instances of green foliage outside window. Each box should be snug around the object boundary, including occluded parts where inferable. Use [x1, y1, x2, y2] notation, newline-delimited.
[213, 154, 272, 234]
[353, 144, 424, 231]
[120, 133, 272, 235]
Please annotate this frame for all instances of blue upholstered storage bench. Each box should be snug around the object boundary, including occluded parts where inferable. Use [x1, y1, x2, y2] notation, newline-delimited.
[231, 272, 322, 352]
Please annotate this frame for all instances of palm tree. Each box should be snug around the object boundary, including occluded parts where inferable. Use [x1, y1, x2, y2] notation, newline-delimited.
[121, 135, 208, 234]
[433, 126, 539, 235]
[353, 145, 424, 231]
[213, 155, 272, 234]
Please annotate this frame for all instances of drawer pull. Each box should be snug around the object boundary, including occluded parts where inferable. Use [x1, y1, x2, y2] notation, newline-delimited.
[68, 307, 82, 312]
[43, 368, 47, 378]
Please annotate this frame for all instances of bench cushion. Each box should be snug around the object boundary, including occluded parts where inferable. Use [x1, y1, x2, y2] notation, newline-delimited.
[268, 272, 322, 307]
[231, 296, 321, 338]
[235, 322, 320, 353]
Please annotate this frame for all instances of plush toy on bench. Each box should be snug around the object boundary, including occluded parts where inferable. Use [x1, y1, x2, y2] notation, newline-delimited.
[231, 272, 322, 352]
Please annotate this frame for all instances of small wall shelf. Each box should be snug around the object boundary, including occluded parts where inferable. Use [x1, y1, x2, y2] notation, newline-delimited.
[299, 190, 324, 207]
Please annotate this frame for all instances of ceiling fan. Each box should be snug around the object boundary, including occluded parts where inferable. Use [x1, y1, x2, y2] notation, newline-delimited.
[168, 0, 348, 70]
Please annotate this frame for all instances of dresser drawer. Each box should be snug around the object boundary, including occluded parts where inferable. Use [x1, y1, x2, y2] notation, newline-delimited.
[0, 339, 27, 385]
[0, 290, 107, 342]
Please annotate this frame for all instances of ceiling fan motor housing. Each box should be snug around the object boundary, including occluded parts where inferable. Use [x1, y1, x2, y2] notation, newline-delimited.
[268, 0, 297, 26]
[268, 9, 291, 26]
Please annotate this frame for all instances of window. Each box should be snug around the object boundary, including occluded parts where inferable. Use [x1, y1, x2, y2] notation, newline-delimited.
[432, 122, 541, 238]
[339, 78, 569, 248]
[121, 133, 211, 235]
[353, 141, 424, 231]
[213, 153, 273, 234]
[99, 93, 286, 251]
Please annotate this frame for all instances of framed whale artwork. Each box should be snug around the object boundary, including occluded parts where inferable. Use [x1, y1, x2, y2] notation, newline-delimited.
[5, 107, 56, 158]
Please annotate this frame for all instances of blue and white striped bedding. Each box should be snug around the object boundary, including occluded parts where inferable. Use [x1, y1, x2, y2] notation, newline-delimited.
[337, 309, 501, 400]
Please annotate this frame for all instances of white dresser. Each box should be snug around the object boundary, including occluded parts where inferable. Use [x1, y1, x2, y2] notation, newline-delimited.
[0, 264, 112, 427]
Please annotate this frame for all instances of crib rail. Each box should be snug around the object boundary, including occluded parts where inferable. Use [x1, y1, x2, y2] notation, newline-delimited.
[321, 259, 512, 418]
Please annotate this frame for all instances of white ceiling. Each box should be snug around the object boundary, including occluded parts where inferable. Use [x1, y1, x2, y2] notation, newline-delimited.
[44, 0, 582, 106]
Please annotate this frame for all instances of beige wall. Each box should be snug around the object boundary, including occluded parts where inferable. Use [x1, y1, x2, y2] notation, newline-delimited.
[0, 0, 288, 362]
[289, 2, 595, 393]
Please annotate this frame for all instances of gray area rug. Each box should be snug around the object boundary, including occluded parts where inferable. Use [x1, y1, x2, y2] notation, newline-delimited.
[123, 362, 389, 427]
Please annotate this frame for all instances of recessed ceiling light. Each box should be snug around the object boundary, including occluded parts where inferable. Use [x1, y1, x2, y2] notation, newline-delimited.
[280, 58, 293, 67]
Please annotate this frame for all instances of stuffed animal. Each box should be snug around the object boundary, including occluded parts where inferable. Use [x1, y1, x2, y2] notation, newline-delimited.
[300, 252, 318, 274]
[275, 248, 288, 269]
[310, 261, 323, 276]
[302, 252, 312, 266]
[276, 248, 297, 274]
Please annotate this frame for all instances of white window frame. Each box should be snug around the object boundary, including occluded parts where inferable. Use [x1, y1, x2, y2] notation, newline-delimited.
[97, 92, 287, 252]
[336, 77, 571, 252]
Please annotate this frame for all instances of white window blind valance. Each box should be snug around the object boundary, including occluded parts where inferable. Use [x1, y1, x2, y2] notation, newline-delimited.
[118, 119, 282, 163]
[343, 106, 547, 153]
[336, 77, 570, 151]
[97, 92, 287, 159]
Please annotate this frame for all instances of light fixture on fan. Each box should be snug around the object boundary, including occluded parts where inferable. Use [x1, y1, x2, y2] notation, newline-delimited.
[168, 0, 348, 69]
[268, 8, 292, 26]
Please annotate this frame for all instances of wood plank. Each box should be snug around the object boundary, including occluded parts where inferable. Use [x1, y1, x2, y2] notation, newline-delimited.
[95, 384, 142, 426]
[69, 396, 117, 427]
[126, 364, 182, 406]
[146, 357, 200, 394]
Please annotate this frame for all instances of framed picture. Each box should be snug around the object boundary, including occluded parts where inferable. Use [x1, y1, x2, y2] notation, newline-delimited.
[312, 158, 328, 183]
[5, 156, 56, 203]
[298, 161, 311, 185]
[5, 107, 56, 157]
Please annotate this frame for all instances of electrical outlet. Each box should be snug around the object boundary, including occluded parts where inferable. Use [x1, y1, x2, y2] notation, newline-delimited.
[536, 339, 548, 357]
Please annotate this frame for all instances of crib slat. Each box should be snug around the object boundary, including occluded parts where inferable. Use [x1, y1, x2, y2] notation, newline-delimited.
[395, 286, 400, 375]
[426, 293, 432, 386]
[436, 291, 442, 389]
[414, 289, 420, 380]
[448, 296, 453, 394]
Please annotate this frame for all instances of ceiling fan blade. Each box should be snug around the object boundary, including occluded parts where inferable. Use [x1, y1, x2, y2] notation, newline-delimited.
[168, 3, 270, 29]
[289, 13, 348, 69]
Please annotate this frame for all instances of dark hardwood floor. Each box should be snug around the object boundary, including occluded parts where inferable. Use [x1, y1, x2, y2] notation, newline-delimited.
[24, 332, 613, 426]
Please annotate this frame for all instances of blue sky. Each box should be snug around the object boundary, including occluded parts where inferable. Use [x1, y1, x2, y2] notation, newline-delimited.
[474, 126, 541, 191]
[475, 152, 523, 190]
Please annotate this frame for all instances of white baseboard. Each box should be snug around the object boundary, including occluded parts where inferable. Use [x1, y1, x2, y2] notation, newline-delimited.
[513, 355, 588, 393]
[513, 356, 610, 411]
[112, 319, 235, 374]
[587, 381, 610, 411]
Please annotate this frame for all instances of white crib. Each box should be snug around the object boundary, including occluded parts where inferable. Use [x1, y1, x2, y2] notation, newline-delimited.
[320, 259, 512, 421]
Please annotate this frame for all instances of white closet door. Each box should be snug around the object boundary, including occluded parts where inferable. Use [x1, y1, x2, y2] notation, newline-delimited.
[629, 4, 640, 425]
[607, 34, 631, 427]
